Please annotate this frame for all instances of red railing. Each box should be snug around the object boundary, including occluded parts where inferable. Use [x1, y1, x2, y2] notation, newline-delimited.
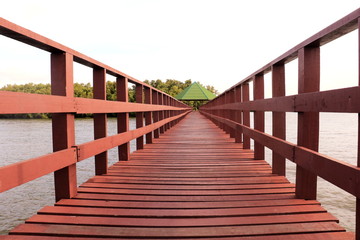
[0, 18, 191, 201]
[200, 8, 360, 238]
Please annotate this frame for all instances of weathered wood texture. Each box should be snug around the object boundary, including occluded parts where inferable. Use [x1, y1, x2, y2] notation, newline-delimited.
[3, 112, 352, 239]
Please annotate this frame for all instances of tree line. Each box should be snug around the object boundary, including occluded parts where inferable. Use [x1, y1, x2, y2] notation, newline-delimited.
[0, 79, 217, 118]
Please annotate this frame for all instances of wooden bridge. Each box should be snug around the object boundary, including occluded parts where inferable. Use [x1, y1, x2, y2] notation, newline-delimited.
[0, 8, 360, 240]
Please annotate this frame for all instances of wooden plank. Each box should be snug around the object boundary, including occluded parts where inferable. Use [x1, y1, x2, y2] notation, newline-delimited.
[27, 212, 336, 227]
[37, 204, 325, 217]
[10, 222, 345, 238]
[0, 232, 356, 239]
[55, 198, 318, 209]
[80, 182, 295, 190]
[74, 192, 296, 202]
[77, 186, 295, 196]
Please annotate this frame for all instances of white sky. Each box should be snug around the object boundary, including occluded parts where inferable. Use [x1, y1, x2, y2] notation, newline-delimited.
[0, 0, 359, 94]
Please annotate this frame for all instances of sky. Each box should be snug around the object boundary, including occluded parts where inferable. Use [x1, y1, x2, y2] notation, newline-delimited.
[0, 0, 359, 95]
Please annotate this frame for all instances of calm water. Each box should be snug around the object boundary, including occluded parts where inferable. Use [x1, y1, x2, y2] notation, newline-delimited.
[0, 113, 357, 234]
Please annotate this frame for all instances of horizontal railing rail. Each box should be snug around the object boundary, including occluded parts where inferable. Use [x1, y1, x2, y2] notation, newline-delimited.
[0, 18, 191, 201]
[200, 7, 360, 238]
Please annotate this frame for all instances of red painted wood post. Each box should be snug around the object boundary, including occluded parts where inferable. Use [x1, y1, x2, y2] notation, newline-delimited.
[229, 89, 236, 138]
[164, 96, 169, 131]
[272, 63, 286, 175]
[152, 91, 160, 138]
[159, 94, 165, 134]
[144, 87, 153, 144]
[93, 67, 108, 175]
[116, 76, 130, 160]
[242, 83, 250, 149]
[220, 94, 226, 131]
[172, 99, 176, 126]
[254, 74, 265, 160]
[295, 46, 320, 200]
[136, 84, 144, 150]
[222, 92, 230, 134]
[235, 85, 242, 143]
[357, 17, 360, 240]
[51, 52, 77, 201]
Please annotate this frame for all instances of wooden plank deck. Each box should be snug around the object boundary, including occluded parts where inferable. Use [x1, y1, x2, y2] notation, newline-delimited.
[1, 112, 354, 239]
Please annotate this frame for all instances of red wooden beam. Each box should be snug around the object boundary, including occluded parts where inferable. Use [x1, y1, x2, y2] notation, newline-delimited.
[295, 46, 320, 200]
[51, 52, 77, 201]
[272, 63, 286, 176]
[242, 83, 250, 149]
[234, 85, 242, 143]
[93, 67, 107, 175]
[144, 87, 153, 144]
[206, 86, 360, 113]
[254, 74, 265, 160]
[116, 76, 130, 161]
[0, 149, 76, 193]
[136, 84, 144, 150]
[152, 91, 160, 138]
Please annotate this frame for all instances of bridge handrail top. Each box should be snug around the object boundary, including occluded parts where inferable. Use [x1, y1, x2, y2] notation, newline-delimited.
[0, 17, 178, 101]
[218, 7, 360, 97]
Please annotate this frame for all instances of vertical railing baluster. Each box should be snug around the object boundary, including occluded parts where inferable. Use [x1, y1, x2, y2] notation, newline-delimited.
[164, 96, 169, 131]
[93, 67, 107, 175]
[159, 94, 165, 134]
[224, 92, 230, 134]
[116, 76, 130, 161]
[51, 52, 77, 201]
[235, 85, 242, 143]
[295, 46, 320, 200]
[136, 84, 144, 150]
[272, 63, 286, 175]
[229, 89, 236, 138]
[242, 83, 250, 149]
[220, 94, 226, 131]
[144, 87, 153, 144]
[254, 74, 265, 160]
[153, 91, 160, 138]
[356, 17, 360, 240]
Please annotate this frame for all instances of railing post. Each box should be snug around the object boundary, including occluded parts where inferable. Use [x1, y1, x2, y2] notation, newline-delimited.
[295, 46, 320, 200]
[136, 84, 144, 150]
[159, 94, 165, 134]
[93, 67, 108, 175]
[272, 63, 286, 175]
[357, 17, 360, 240]
[153, 91, 160, 138]
[242, 83, 250, 149]
[220, 94, 226, 131]
[117, 76, 130, 160]
[51, 52, 77, 201]
[254, 74, 265, 160]
[235, 85, 242, 143]
[144, 87, 153, 144]
[229, 89, 236, 138]
[164, 96, 169, 131]
[224, 92, 231, 134]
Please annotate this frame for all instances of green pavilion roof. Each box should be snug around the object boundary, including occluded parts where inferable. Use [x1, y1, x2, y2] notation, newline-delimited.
[175, 82, 216, 101]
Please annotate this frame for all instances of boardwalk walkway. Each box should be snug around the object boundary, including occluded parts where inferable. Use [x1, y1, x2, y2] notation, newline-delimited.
[2, 112, 353, 239]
